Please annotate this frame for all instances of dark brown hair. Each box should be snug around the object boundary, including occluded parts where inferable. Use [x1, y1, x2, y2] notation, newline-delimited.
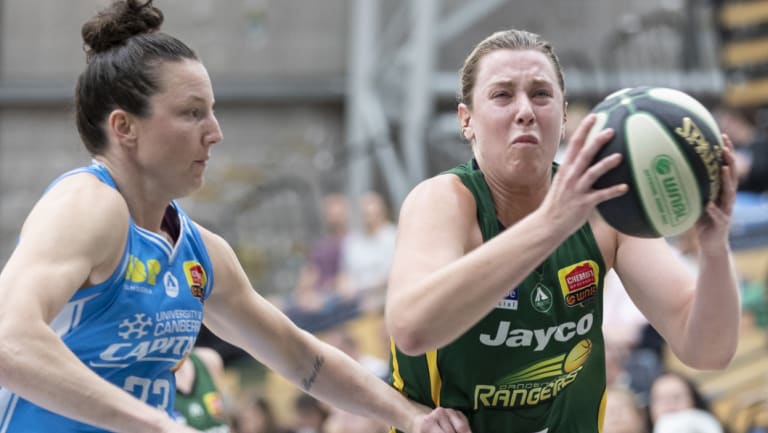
[76, 0, 198, 154]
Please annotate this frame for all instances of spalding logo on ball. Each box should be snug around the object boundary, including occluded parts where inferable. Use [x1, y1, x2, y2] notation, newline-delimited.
[587, 86, 724, 238]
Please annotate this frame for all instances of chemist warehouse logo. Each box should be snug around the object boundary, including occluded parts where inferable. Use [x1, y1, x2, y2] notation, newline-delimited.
[184, 261, 207, 301]
[557, 260, 599, 307]
[473, 338, 593, 410]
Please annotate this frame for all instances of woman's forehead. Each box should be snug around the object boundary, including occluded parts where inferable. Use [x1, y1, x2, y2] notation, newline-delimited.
[475, 49, 558, 86]
[154, 60, 214, 101]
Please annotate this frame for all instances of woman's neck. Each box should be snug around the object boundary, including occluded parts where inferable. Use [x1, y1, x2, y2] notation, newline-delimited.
[93, 156, 173, 235]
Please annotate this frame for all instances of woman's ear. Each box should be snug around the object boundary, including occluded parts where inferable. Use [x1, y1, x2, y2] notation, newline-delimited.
[108, 110, 138, 149]
[458, 103, 474, 141]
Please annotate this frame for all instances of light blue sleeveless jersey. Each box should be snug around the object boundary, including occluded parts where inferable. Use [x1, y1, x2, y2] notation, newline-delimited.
[0, 161, 214, 432]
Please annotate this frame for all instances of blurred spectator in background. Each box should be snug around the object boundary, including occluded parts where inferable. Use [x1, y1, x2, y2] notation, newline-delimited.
[714, 107, 768, 249]
[291, 394, 329, 433]
[322, 328, 390, 433]
[321, 328, 390, 433]
[714, 106, 768, 193]
[648, 372, 726, 433]
[323, 327, 388, 380]
[715, 104, 768, 307]
[232, 392, 290, 433]
[292, 193, 350, 312]
[603, 270, 662, 403]
[742, 274, 768, 330]
[604, 228, 707, 405]
[603, 385, 649, 433]
[284, 193, 360, 331]
[324, 406, 389, 433]
[339, 191, 397, 311]
[603, 270, 649, 373]
[653, 409, 723, 433]
[174, 347, 232, 432]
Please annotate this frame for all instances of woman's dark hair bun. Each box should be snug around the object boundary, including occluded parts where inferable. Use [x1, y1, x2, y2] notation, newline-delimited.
[81, 0, 164, 59]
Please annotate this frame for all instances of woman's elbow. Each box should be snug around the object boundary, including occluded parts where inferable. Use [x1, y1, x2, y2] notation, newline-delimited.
[705, 345, 738, 370]
[678, 345, 737, 371]
[390, 334, 428, 357]
[686, 355, 734, 371]
[387, 315, 431, 356]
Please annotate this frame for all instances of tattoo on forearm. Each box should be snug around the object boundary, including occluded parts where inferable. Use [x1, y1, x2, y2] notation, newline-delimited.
[302, 355, 326, 391]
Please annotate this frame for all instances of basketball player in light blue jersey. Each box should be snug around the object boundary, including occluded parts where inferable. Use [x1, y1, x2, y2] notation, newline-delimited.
[0, 1, 471, 433]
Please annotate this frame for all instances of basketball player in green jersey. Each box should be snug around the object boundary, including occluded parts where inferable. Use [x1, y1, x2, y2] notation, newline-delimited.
[386, 29, 740, 432]
[174, 348, 230, 432]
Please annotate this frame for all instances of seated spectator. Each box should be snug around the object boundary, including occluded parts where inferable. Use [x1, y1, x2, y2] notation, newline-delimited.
[713, 105, 768, 248]
[648, 372, 727, 433]
[714, 105, 768, 193]
[603, 385, 649, 433]
[323, 327, 388, 380]
[292, 394, 329, 433]
[324, 406, 388, 433]
[232, 392, 291, 433]
[284, 193, 360, 331]
[339, 191, 397, 311]
[603, 270, 663, 402]
[293, 193, 350, 312]
[653, 409, 723, 433]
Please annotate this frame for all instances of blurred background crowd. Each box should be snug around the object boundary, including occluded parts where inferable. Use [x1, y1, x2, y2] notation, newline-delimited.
[2, 0, 768, 432]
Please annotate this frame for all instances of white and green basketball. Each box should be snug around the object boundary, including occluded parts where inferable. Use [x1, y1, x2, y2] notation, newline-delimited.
[587, 86, 724, 238]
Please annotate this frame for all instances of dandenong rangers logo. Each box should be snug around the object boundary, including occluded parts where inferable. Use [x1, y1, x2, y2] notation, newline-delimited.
[473, 338, 593, 409]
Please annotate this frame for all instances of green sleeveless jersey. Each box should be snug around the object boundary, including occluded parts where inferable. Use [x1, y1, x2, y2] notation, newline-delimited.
[390, 160, 608, 433]
[173, 352, 230, 433]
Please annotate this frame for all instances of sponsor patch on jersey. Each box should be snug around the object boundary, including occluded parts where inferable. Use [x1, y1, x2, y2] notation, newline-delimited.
[557, 260, 599, 307]
[124, 256, 162, 288]
[530, 283, 553, 313]
[164, 271, 180, 298]
[497, 288, 519, 310]
[479, 312, 594, 350]
[203, 391, 225, 418]
[183, 261, 207, 301]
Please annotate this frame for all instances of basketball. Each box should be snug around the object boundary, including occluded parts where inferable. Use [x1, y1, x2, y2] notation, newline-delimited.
[586, 86, 724, 238]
